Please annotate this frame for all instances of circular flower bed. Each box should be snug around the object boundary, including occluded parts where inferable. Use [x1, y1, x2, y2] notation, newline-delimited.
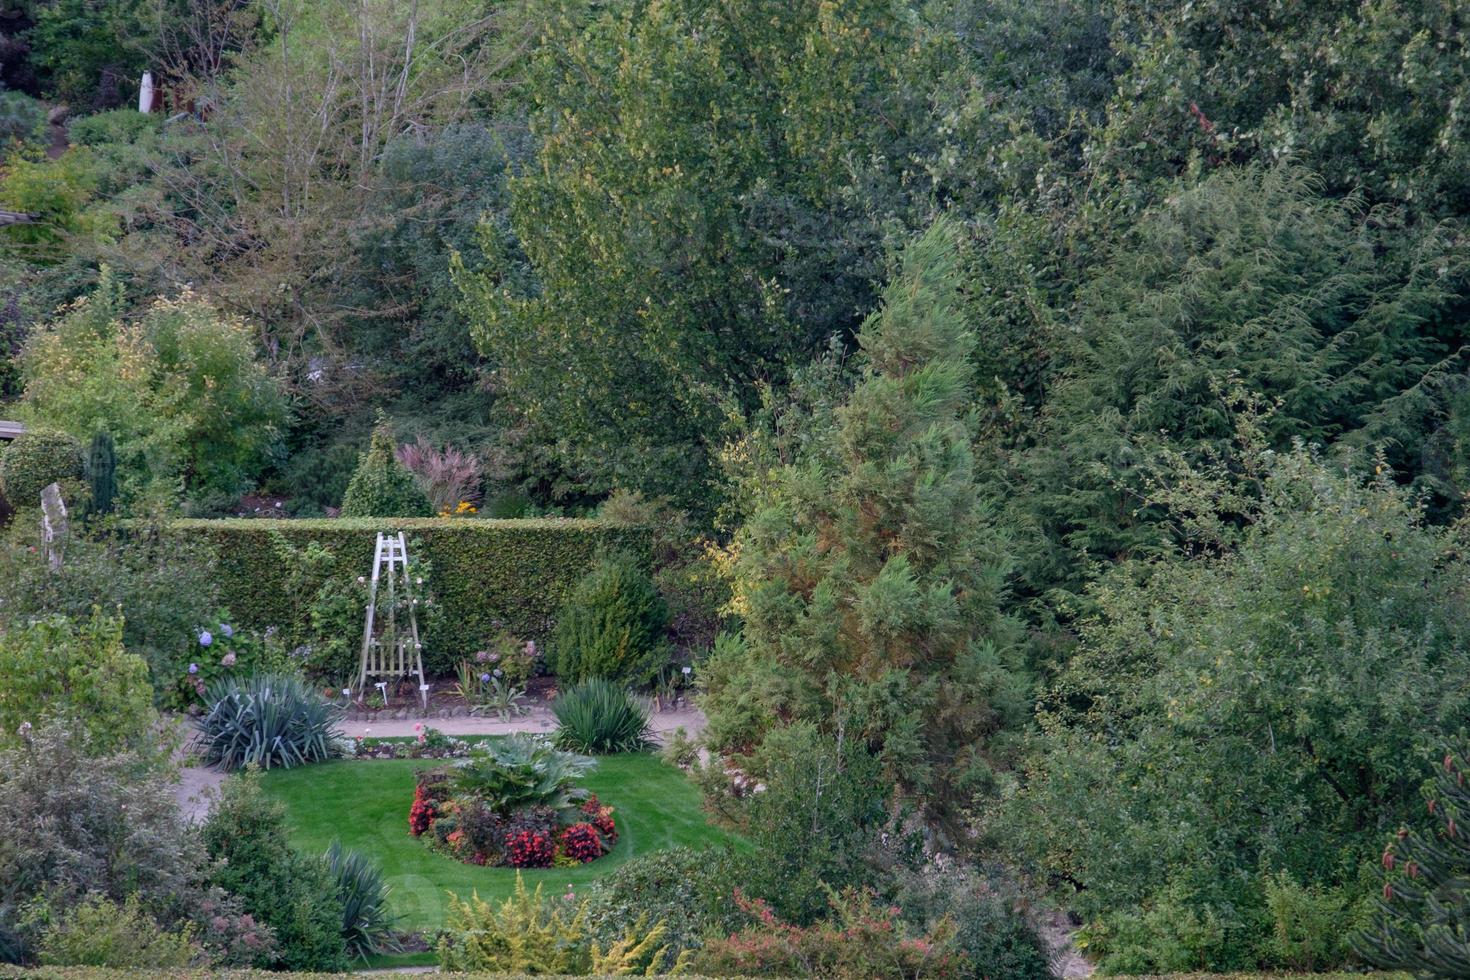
[407, 735, 617, 869]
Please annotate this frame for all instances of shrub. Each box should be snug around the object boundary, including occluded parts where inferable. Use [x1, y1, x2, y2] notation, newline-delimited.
[446, 735, 595, 822]
[0, 524, 221, 707]
[552, 678, 653, 754]
[0, 90, 45, 149]
[37, 894, 200, 969]
[339, 418, 433, 518]
[550, 554, 669, 687]
[583, 847, 745, 969]
[437, 876, 588, 974]
[202, 770, 348, 972]
[323, 841, 398, 961]
[0, 426, 84, 509]
[0, 723, 207, 961]
[167, 517, 651, 672]
[196, 673, 341, 771]
[395, 435, 483, 512]
[891, 863, 1053, 980]
[0, 612, 156, 754]
[739, 724, 891, 925]
[1261, 870, 1356, 971]
[691, 887, 967, 979]
[558, 822, 605, 863]
[19, 275, 286, 506]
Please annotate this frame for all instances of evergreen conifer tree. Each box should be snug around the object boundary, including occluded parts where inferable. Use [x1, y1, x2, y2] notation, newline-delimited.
[339, 415, 432, 518]
[705, 219, 1027, 824]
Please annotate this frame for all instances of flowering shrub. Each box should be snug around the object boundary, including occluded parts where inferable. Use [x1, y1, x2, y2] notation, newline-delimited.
[174, 618, 299, 709]
[504, 828, 556, 868]
[582, 794, 618, 845]
[409, 785, 437, 836]
[558, 822, 605, 863]
[409, 738, 615, 869]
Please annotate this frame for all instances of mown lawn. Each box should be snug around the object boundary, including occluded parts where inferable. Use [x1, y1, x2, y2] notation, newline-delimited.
[260, 753, 739, 932]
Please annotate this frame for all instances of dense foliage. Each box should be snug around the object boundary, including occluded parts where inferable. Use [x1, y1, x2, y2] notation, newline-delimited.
[550, 554, 669, 688]
[704, 222, 1028, 826]
[0, 611, 155, 754]
[0, 426, 82, 509]
[338, 418, 432, 518]
[196, 673, 341, 771]
[10, 0, 1470, 971]
[1010, 442, 1470, 969]
[552, 678, 653, 755]
[202, 771, 348, 972]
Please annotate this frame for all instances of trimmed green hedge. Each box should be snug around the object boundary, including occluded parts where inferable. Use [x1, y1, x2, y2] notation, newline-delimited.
[165, 518, 651, 674]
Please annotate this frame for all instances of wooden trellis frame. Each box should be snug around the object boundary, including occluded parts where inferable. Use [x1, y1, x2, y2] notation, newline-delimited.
[357, 531, 428, 708]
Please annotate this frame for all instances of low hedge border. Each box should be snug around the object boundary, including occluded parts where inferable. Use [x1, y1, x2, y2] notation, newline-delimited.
[164, 518, 652, 674]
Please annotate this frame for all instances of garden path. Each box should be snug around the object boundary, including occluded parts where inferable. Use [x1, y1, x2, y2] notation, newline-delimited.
[170, 705, 707, 823]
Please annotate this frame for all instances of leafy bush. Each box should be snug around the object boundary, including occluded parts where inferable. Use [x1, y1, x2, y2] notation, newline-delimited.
[691, 887, 966, 979]
[738, 724, 891, 925]
[339, 418, 432, 518]
[19, 274, 286, 506]
[891, 863, 1053, 980]
[437, 876, 587, 974]
[550, 554, 669, 687]
[202, 770, 347, 972]
[322, 841, 398, 961]
[0, 90, 45, 149]
[446, 735, 594, 822]
[0, 524, 221, 707]
[1011, 444, 1470, 969]
[165, 517, 651, 672]
[583, 847, 745, 970]
[552, 678, 652, 754]
[0, 612, 156, 754]
[0, 723, 207, 962]
[0, 426, 84, 509]
[196, 673, 341, 771]
[38, 894, 200, 969]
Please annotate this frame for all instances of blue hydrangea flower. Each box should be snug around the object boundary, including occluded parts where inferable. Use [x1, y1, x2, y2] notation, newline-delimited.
[479, 672, 491, 684]
[198, 630, 213, 647]
[188, 663, 199, 674]
[220, 624, 234, 638]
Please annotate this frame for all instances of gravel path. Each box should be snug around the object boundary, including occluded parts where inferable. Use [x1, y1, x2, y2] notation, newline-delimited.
[171, 705, 706, 823]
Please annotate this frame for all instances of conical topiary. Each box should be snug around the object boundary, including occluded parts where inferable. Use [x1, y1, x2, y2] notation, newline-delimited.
[339, 415, 432, 518]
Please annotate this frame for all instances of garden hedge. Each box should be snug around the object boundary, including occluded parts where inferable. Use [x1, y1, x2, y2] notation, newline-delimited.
[164, 518, 651, 674]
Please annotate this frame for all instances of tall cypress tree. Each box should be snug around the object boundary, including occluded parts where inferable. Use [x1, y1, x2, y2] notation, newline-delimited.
[705, 219, 1028, 826]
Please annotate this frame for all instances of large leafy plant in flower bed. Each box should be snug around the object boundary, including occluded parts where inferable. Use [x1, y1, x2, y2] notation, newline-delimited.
[409, 735, 619, 869]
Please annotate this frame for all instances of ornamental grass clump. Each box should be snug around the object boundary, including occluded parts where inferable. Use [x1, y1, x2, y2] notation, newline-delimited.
[552, 678, 653, 754]
[197, 672, 341, 770]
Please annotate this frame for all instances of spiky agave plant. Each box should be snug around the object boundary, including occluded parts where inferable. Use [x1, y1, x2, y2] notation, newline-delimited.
[325, 840, 400, 960]
[197, 672, 342, 770]
[552, 678, 653, 754]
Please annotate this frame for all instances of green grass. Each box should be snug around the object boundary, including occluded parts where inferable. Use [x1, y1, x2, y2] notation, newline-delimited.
[260, 753, 739, 932]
